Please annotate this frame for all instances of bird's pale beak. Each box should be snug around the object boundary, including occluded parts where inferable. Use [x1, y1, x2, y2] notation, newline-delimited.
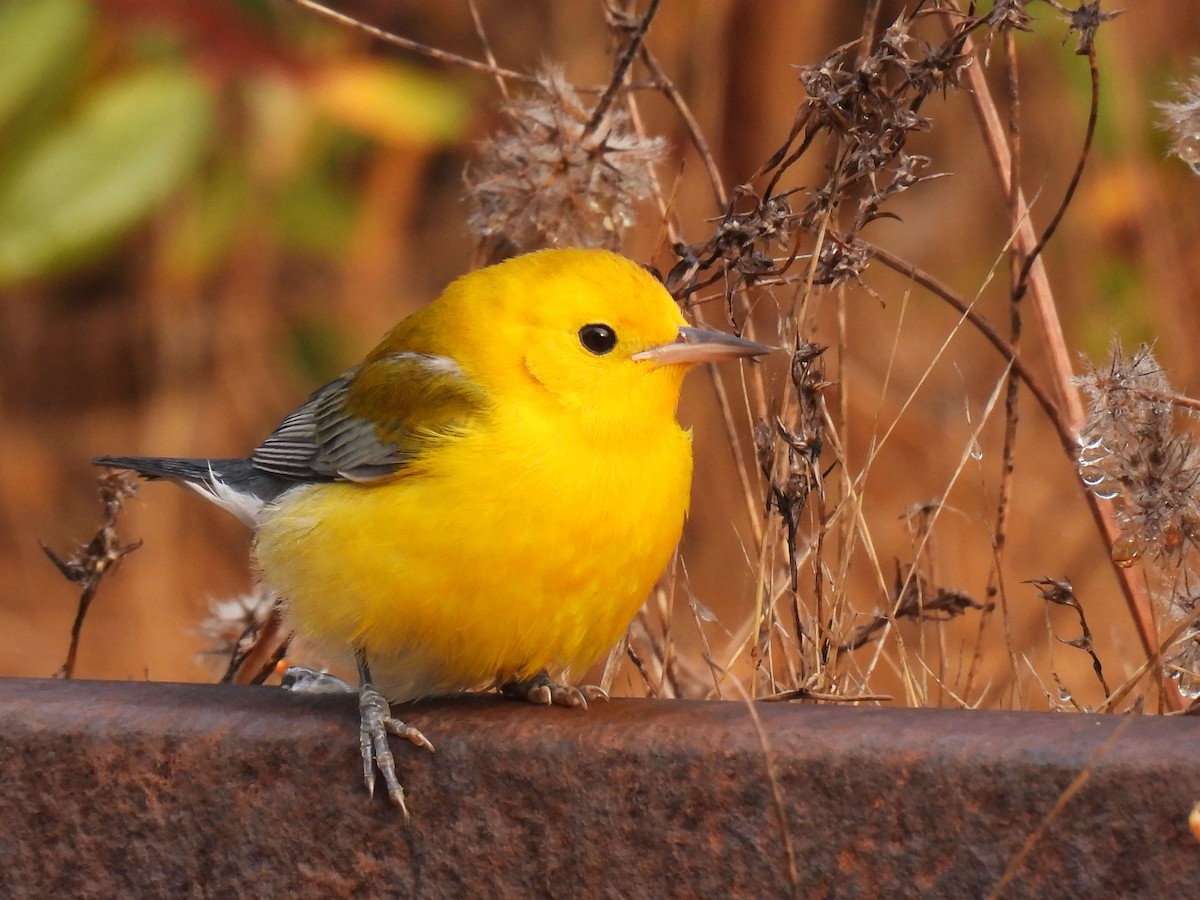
[632, 326, 774, 368]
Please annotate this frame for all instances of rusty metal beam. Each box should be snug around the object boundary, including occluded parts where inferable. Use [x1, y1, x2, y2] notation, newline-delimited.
[1, 678, 1198, 897]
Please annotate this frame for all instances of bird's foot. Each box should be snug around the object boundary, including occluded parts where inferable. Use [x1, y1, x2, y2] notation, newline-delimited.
[501, 669, 609, 710]
[359, 683, 435, 819]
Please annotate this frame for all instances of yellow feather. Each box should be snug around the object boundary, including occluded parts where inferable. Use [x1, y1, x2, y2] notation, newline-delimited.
[255, 249, 700, 699]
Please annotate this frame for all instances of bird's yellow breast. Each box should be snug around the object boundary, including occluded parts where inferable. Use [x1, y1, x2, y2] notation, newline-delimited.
[253, 401, 692, 701]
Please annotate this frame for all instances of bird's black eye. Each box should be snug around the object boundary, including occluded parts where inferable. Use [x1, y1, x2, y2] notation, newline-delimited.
[579, 323, 617, 355]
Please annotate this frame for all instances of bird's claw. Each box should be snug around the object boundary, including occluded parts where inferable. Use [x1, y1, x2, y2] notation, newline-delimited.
[502, 670, 608, 710]
[358, 684, 434, 818]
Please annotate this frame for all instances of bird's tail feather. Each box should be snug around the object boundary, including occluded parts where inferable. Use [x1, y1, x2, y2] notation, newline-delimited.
[93, 455, 238, 486]
[92, 456, 292, 527]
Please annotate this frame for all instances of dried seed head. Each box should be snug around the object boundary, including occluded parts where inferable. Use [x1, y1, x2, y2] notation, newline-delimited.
[985, 0, 1035, 33]
[1076, 342, 1200, 563]
[1055, 1, 1121, 56]
[1076, 341, 1200, 697]
[198, 587, 276, 658]
[465, 68, 665, 258]
[1159, 68, 1200, 176]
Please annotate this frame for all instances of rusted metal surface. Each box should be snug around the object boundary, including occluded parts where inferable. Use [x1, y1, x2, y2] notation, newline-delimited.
[1, 678, 1197, 898]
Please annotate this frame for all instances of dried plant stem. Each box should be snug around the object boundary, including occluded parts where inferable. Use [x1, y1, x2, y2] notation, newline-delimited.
[587, 0, 662, 134]
[947, 22, 1081, 423]
[44, 472, 142, 679]
[1112, 388, 1200, 414]
[248, 633, 293, 686]
[945, 13, 1169, 701]
[624, 619, 658, 695]
[835, 287, 852, 660]
[466, 0, 509, 101]
[57, 578, 99, 679]
[655, 549, 682, 697]
[987, 539, 1021, 706]
[856, 0, 884, 62]
[1011, 46, 1099, 307]
[990, 28, 1026, 698]
[229, 604, 289, 685]
[288, 0, 537, 84]
[864, 243, 1062, 432]
[1101, 604, 1200, 713]
[640, 46, 727, 208]
[994, 26, 1023, 575]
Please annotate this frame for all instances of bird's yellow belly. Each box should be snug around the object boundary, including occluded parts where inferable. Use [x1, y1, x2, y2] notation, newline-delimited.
[253, 424, 691, 701]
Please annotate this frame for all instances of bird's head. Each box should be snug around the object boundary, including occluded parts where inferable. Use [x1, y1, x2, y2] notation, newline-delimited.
[391, 248, 772, 434]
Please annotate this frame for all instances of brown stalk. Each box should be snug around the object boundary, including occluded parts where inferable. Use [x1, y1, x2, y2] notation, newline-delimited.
[44, 472, 142, 679]
[247, 633, 293, 686]
[224, 603, 290, 686]
[466, 0, 509, 101]
[856, 0, 884, 61]
[981, 24, 1027, 700]
[288, 0, 537, 84]
[585, 0, 663, 135]
[941, 5, 1171, 703]
[940, 11, 1082, 422]
[863, 242, 1064, 434]
[639, 46, 727, 208]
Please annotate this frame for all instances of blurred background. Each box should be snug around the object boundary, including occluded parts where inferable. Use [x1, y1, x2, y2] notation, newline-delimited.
[3, 0, 1199, 710]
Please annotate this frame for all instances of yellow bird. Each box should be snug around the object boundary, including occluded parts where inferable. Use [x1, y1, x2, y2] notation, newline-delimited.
[96, 248, 770, 814]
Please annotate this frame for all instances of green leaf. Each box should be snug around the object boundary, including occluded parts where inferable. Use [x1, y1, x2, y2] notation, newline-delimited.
[0, 0, 90, 130]
[0, 68, 214, 285]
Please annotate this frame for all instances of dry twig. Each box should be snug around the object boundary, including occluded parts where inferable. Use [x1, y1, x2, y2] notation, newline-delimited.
[44, 471, 142, 679]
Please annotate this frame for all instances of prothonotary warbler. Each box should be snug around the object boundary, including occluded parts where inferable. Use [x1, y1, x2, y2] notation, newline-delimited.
[96, 247, 772, 815]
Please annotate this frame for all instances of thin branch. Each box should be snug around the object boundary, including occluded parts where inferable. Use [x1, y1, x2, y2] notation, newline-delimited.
[44, 471, 142, 679]
[940, 5, 1170, 702]
[466, 0, 509, 101]
[639, 46, 727, 208]
[863, 241, 1067, 444]
[1012, 43, 1101, 305]
[991, 26, 1025, 692]
[229, 604, 290, 685]
[586, 0, 663, 134]
[856, 0, 884, 65]
[248, 632, 293, 685]
[1109, 387, 1200, 414]
[288, 0, 538, 84]
[942, 10, 1083, 425]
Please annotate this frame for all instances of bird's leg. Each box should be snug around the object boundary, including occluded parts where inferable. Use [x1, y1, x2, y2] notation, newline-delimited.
[500, 669, 609, 710]
[355, 648, 435, 818]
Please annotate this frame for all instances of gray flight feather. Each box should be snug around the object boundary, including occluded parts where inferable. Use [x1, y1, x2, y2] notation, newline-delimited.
[94, 352, 489, 517]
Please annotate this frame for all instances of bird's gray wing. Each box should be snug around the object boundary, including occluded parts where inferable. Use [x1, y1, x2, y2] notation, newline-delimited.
[251, 352, 490, 484]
